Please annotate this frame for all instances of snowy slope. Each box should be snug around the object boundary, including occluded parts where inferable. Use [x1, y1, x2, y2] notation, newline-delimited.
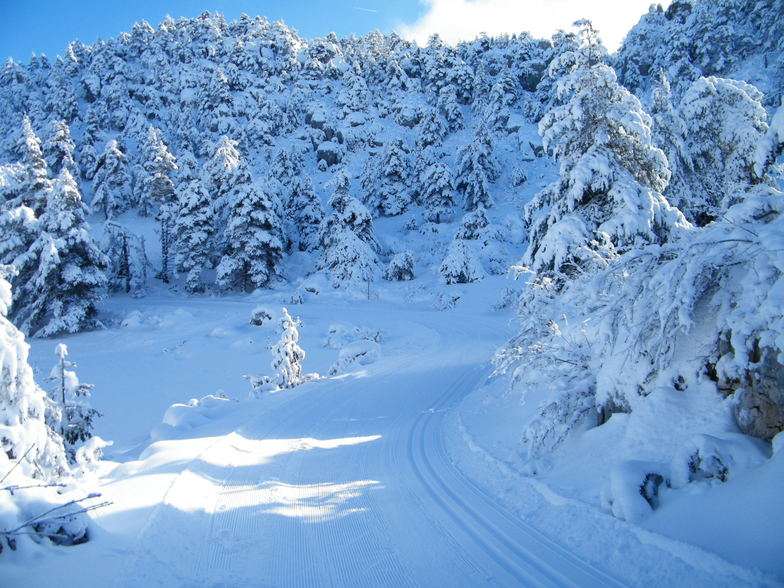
[1, 279, 778, 586]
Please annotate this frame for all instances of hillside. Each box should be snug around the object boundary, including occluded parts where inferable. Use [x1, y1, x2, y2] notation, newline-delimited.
[1, 1, 783, 584]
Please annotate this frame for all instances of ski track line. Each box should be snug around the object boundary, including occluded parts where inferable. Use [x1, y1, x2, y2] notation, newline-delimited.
[408, 364, 624, 587]
[383, 371, 491, 586]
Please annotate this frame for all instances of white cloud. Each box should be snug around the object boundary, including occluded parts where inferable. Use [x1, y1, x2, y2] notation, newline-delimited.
[396, 0, 671, 52]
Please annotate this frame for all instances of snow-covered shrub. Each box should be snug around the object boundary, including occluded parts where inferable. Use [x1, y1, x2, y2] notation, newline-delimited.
[383, 252, 415, 281]
[669, 433, 770, 489]
[602, 461, 667, 522]
[440, 239, 483, 285]
[328, 339, 381, 376]
[323, 324, 382, 350]
[249, 306, 273, 326]
[46, 344, 100, 463]
[434, 291, 462, 311]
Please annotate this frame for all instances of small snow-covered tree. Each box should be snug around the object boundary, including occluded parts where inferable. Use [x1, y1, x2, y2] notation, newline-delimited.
[317, 169, 380, 288]
[285, 176, 324, 252]
[135, 126, 177, 217]
[103, 222, 148, 297]
[269, 308, 306, 390]
[416, 107, 447, 150]
[47, 344, 100, 463]
[92, 140, 132, 219]
[440, 239, 483, 284]
[383, 251, 415, 281]
[11, 115, 51, 214]
[202, 135, 244, 221]
[455, 206, 494, 241]
[437, 85, 464, 131]
[650, 70, 694, 221]
[0, 269, 67, 479]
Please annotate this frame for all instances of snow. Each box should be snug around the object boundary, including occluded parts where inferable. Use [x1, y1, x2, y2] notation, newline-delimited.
[0, 276, 774, 585]
[1, 7, 783, 585]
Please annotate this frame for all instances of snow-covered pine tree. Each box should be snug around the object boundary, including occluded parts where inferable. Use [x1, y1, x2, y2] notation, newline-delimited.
[455, 123, 497, 211]
[317, 169, 380, 288]
[416, 107, 447, 150]
[47, 344, 100, 463]
[134, 126, 178, 217]
[91, 139, 133, 219]
[419, 161, 455, 223]
[10, 169, 108, 337]
[383, 251, 415, 281]
[439, 238, 483, 284]
[43, 119, 77, 177]
[361, 139, 411, 217]
[455, 205, 494, 240]
[202, 135, 244, 224]
[0, 268, 68, 480]
[285, 176, 324, 252]
[215, 181, 284, 292]
[437, 85, 464, 131]
[521, 19, 686, 283]
[103, 222, 148, 297]
[269, 308, 306, 390]
[11, 115, 51, 215]
[483, 70, 518, 131]
[677, 75, 772, 225]
[174, 175, 214, 293]
[650, 70, 694, 222]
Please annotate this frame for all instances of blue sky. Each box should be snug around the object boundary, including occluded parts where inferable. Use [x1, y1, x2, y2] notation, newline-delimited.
[0, 1, 666, 63]
[0, 0, 424, 63]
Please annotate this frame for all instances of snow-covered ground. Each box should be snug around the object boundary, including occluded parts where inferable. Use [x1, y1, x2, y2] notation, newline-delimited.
[4, 278, 780, 586]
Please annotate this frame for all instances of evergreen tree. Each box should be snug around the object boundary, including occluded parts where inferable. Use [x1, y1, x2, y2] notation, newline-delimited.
[437, 86, 464, 131]
[216, 182, 284, 292]
[285, 176, 324, 252]
[269, 308, 306, 390]
[455, 124, 497, 210]
[317, 169, 380, 287]
[521, 20, 686, 283]
[43, 119, 77, 176]
[678, 75, 772, 224]
[440, 239, 484, 284]
[10, 169, 108, 337]
[12, 115, 51, 214]
[0, 269, 67, 480]
[202, 135, 244, 222]
[174, 176, 214, 293]
[46, 343, 100, 463]
[103, 222, 148, 297]
[416, 107, 448, 151]
[92, 140, 133, 219]
[135, 126, 178, 217]
[650, 70, 694, 222]
[419, 162, 455, 223]
[361, 139, 411, 217]
[383, 251, 415, 281]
